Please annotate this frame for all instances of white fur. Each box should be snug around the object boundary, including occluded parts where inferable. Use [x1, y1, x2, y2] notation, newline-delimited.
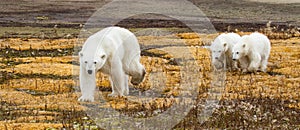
[210, 33, 241, 70]
[232, 32, 271, 72]
[78, 27, 146, 102]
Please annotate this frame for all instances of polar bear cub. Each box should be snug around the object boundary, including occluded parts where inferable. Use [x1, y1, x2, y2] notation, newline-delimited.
[210, 33, 241, 70]
[78, 27, 146, 102]
[232, 32, 271, 72]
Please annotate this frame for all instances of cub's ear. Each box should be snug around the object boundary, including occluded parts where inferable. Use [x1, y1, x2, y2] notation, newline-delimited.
[242, 44, 246, 48]
[79, 52, 83, 57]
[207, 45, 212, 51]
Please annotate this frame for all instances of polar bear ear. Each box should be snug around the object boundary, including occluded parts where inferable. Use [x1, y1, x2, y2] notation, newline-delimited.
[100, 54, 106, 59]
[79, 52, 83, 57]
[207, 45, 212, 51]
[207, 46, 211, 50]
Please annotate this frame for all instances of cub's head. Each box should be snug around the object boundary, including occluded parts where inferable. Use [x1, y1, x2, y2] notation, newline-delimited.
[210, 42, 228, 62]
[232, 43, 246, 61]
[232, 35, 250, 61]
[79, 51, 107, 75]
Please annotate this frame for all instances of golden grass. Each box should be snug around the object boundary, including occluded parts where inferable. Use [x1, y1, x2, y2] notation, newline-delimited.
[0, 33, 299, 128]
[138, 35, 185, 47]
[0, 90, 84, 111]
[15, 56, 74, 64]
[0, 78, 74, 93]
[2, 63, 78, 76]
[0, 38, 76, 50]
[0, 122, 63, 130]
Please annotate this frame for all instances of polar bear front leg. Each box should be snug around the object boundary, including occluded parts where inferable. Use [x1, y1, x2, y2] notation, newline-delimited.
[232, 60, 239, 71]
[225, 54, 233, 71]
[78, 67, 96, 102]
[238, 56, 249, 73]
[248, 53, 261, 72]
[108, 59, 125, 97]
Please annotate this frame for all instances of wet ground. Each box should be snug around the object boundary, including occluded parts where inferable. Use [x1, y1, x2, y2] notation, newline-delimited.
[0, 0, 299, 31]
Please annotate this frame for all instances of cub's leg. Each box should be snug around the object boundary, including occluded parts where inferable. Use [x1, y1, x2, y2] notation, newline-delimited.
[238, 56, 249, 73]
[260, 55, 268, 72]
[248, 53, 261, 72]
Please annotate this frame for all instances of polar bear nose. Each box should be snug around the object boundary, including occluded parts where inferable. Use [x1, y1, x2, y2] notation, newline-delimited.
[215, 57, 219, 59]
[87, 70, 93, 74]
[232, 58, 237, 61]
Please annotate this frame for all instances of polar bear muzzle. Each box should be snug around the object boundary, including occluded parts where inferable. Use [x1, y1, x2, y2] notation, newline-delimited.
[87, 70, 93, 74]
[131, 69, 146, 85]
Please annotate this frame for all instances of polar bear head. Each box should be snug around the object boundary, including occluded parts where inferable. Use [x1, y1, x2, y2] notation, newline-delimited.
[210, 43, 228, 60]
[210, 38, 229, 63]
[232, 44, 244, 61]
[79, 51, 107, 75]
[232, 36, 250, 61]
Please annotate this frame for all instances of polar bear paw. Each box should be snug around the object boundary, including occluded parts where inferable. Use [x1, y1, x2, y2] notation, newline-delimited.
[108, 92, 123, 97]
[242, 69, 248, 73]
[248, 66, 258, 72]
[124, 89, 129, 96]
[78, 95, 94, 102]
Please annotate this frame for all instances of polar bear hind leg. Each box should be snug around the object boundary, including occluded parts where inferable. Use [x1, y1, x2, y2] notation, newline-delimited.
[108, 76, 118, 97]
[260, 55, 268, 72]
[124, 75, 129, 95]
[248, 53, 261, 72]
[108, 58, 125, 97]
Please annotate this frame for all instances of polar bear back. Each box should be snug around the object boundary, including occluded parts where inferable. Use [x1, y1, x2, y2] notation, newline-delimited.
[104, 27, 141, 69]
[81, 27, 140, 60]
[219, 33, 241, 45]
[81, 27, 114, 58]
[243, 32, 271, 56]
[211, 33, 241, 50]
[105, 27, 140, 56]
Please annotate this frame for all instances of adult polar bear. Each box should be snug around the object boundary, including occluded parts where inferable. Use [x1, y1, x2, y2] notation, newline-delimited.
[210, 33, 241, 70]
[232, 32, 271, 72]
[78, 27, 146, 102]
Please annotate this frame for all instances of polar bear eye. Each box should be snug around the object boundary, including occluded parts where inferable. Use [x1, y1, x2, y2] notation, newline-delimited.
[236, 52, 239, 54]
[218, 50, 221, 53]
[93, 61, 97, 64]
[84, 61, 88, 64]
